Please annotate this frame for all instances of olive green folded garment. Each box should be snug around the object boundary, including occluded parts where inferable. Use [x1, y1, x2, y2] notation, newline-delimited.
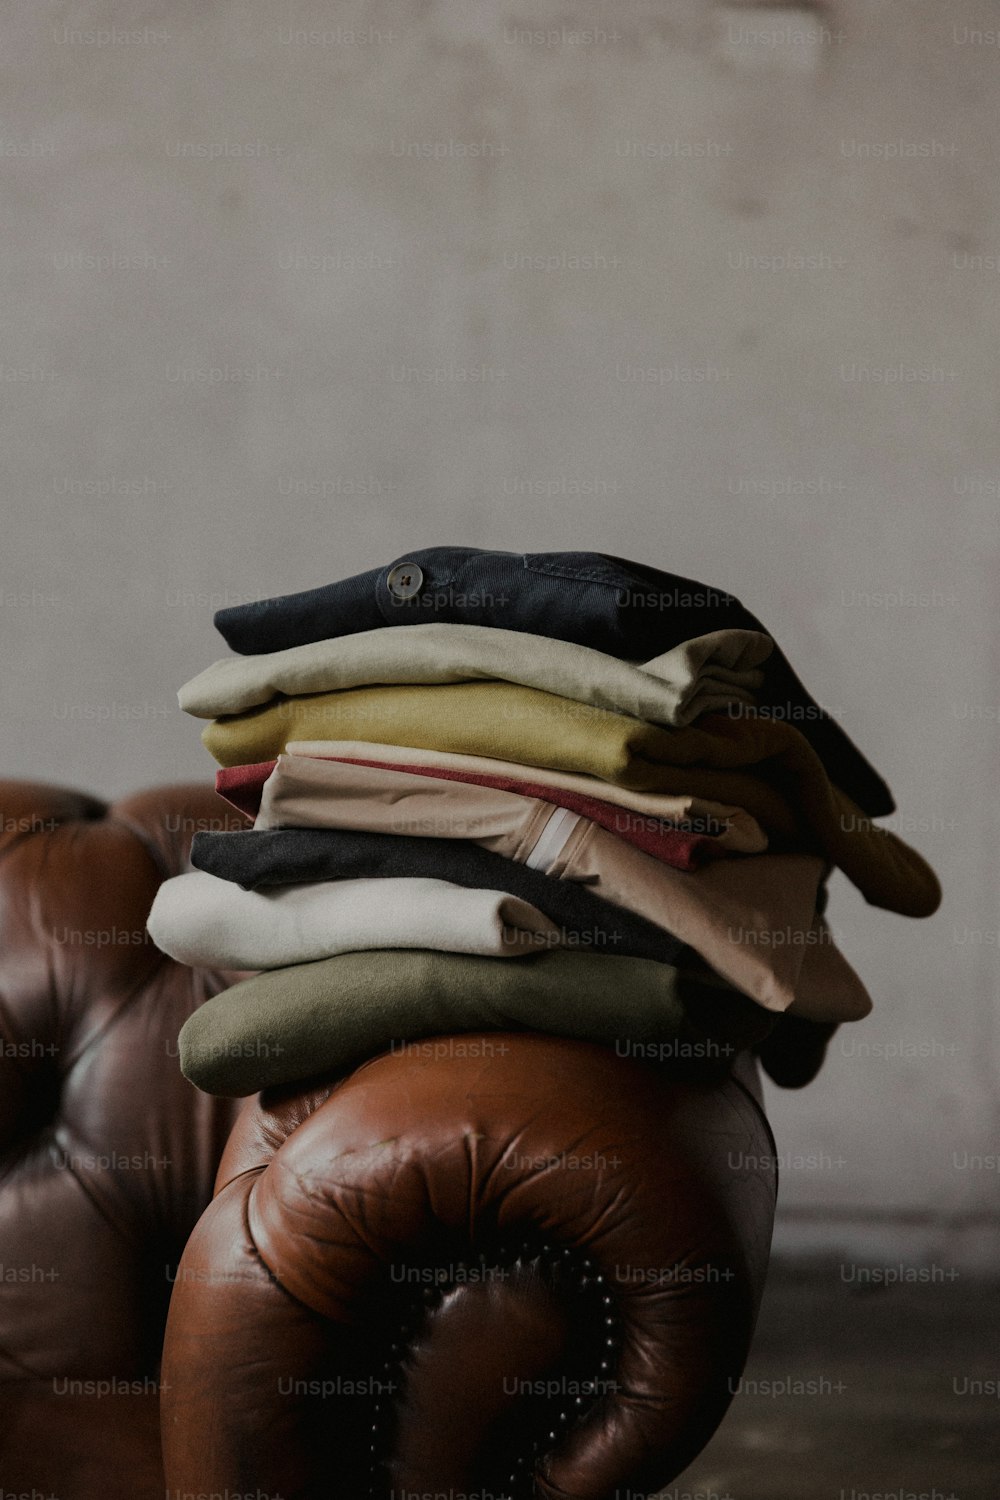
[179, 621, 771, 726]
[202, 683, 941, 918]
[177, 947, 774, 1097]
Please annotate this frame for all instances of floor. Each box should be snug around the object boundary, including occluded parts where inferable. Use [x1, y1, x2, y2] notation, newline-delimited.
[671, 1265, 999, 1500]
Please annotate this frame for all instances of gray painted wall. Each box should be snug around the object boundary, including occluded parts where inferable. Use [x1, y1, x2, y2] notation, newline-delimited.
[4, 0, 997, 1265]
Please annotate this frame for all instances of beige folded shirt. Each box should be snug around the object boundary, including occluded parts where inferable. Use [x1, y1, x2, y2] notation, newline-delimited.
[179, 621, 772, 727]
[257, 753, 870, 1021]
[548, 829, 869, 1024]
[286, 738, 769, 853]
[257, 753, 556, 852]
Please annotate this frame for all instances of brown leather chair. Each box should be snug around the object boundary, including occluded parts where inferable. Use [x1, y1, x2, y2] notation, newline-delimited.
[0, 780, 777, 1500]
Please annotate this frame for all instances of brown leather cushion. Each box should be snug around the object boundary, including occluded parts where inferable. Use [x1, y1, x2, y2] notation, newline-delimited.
[0, 780, 244, 1499]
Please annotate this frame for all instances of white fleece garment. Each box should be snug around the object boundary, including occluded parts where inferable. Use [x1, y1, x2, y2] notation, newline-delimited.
[147, 871, 564, 969]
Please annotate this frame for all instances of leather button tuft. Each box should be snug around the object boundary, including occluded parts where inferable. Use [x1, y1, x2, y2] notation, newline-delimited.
[386, 562, 424, 600]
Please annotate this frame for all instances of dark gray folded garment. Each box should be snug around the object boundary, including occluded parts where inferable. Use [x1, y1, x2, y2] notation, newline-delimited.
[177, 946, 774, 1096]
[189, 826, 687, 966]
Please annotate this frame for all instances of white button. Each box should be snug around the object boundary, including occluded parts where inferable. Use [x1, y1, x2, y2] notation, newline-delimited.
[386, 562, 424, 600]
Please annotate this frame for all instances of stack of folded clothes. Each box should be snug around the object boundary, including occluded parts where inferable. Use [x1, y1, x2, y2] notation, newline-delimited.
[148, 547, 941, 1098]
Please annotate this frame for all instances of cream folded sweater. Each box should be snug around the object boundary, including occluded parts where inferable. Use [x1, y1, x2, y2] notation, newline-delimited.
[178, 621, 772, 726]
[147, 871, 563, 968]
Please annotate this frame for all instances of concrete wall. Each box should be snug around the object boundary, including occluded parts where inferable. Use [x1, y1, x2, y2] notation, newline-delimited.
[4, 0, 997, 1265]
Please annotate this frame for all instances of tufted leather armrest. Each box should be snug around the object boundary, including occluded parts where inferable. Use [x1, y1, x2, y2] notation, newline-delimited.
[0, 780, 245, 1500]
[162, 1035, 777, 1499]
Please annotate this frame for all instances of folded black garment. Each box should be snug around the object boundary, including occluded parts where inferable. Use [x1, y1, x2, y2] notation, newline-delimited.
[178, 946, 775, 1097]
[189, 826, 686, 966]
[756, 1014, 839, 1090]
[214, 546, 893, 816]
